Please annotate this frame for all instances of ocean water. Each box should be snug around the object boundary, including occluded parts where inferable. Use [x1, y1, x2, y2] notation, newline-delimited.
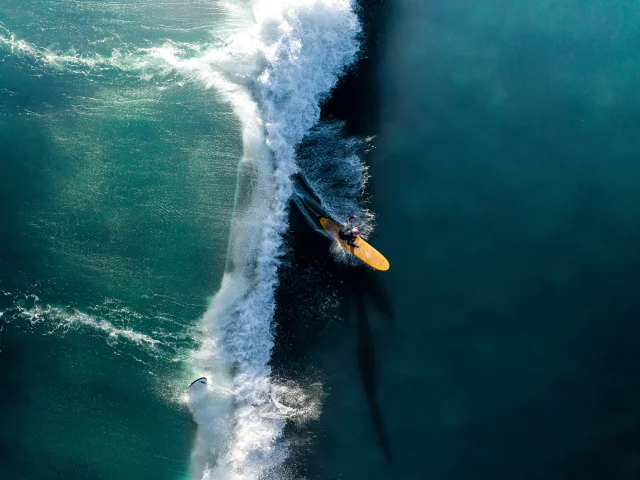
[1, 2, 242, 478]
[2, 0, 640, 479]
[299, 1, 640, 479]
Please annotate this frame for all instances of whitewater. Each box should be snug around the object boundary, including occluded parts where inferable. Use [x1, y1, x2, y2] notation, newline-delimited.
[181, 1, 361, 478]
[1, 0, 362, 478]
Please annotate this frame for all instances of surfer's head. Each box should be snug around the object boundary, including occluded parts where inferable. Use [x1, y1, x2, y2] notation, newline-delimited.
[352, 227, 359, 235]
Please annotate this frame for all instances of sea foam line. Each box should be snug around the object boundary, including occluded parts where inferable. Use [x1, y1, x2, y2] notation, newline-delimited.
[180, 1, 361, 478]
[19, 304, 159, 346]
[0, 289, 187, 356]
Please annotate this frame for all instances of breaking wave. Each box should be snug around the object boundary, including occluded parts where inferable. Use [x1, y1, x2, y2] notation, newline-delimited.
[180, 2, 361, 478]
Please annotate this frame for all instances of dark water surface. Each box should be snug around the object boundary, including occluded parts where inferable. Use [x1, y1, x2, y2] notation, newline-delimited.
[291, 0, 640, 479]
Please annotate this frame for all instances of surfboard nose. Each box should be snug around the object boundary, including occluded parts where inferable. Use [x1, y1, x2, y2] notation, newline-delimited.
[188, 377, 208, 390]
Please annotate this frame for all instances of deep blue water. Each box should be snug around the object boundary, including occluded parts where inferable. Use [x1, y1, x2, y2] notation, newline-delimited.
[300, 1, 640, 478]
[2, 0, 640, 479]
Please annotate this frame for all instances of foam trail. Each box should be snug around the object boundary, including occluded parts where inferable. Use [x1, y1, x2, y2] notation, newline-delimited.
[0, 287, 193, 361]
[6, 300, 160, 350]
[0, 22, 146, 74]
[181, 1, 360, 478]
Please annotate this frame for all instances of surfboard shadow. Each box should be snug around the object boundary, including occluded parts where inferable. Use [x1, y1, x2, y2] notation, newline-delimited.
[281, 199, 395, 463]
[341, 267, 394, 463]
[356, 267, 395, 320]
[355, 291, 393, 463]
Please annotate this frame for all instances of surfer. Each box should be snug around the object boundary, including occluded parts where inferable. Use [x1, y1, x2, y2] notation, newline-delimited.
[338, 215, 360, 248]
[319, 216, 390, 271]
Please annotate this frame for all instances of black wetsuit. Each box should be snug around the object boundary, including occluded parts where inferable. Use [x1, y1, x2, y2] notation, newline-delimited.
[338, 216, 359, 247]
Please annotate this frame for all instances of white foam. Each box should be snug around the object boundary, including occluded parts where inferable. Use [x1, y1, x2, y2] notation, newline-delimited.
[0, 289, 189, 360]
[14, 302, 160, 348]
[0, 22, 140, 73]
[182, 1, 360, 478]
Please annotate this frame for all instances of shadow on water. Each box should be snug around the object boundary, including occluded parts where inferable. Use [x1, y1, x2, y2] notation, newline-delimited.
[322, 215, 395, 463]
[349, 265, 395, 321]
[273, 195, 395, 465]
[354, 286, 393, 462]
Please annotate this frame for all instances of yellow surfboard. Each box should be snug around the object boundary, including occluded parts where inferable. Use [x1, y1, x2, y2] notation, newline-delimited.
[320, 217, 390, 271]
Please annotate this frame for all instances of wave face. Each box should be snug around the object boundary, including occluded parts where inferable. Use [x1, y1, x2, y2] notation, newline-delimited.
[183, 1, 361, 479]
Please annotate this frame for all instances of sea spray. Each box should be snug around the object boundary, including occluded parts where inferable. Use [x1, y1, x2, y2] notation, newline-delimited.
[1, 1, 362, 476]
[294, 121, 374, 237]
[184, 1, 361, 478]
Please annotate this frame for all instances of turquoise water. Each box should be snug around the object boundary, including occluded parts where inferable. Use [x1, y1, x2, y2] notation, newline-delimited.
[2, 1, 243, 478]
[1, 2, 241, 477]
[2, 0, 363, 478]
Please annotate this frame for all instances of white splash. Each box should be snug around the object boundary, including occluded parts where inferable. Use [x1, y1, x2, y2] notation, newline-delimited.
[175, 1, 361, 478]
